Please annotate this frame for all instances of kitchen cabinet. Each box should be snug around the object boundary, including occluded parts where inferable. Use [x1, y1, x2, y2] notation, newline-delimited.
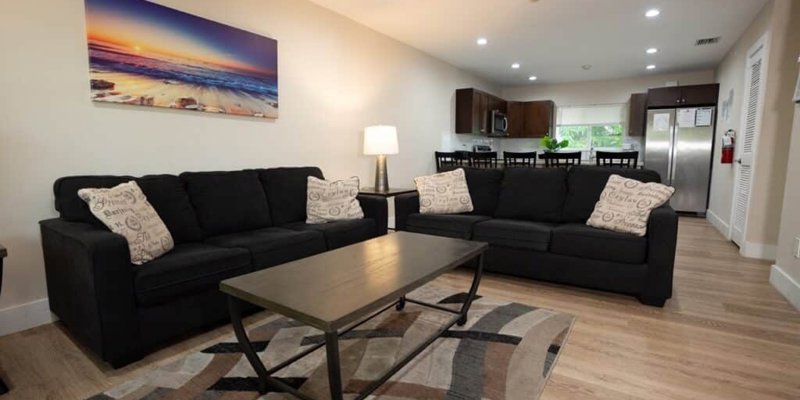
[455, 88, 505, 134]
[628, 93, 647, 137]
[506, 101, 526, 137]
[647, 84, 719, 108]
[521, 100, 555, 138]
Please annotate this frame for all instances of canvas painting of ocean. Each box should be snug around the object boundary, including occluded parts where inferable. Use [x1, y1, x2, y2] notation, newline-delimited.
[84, 0, 278, 118]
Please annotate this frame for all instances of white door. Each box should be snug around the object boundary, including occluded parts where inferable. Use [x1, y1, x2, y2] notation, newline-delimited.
[730, 34, 768, 246]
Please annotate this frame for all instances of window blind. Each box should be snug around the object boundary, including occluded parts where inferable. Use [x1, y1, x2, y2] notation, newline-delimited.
[556, 104, 625, 126]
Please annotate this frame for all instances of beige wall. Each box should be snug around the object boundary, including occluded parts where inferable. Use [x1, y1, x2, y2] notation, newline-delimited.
[708, 2, 773, 233]
[746, 0, 800, 246]
[708, 0, 800, 258]
[774, 103, 800, 306]
[0, 0, 494, 331]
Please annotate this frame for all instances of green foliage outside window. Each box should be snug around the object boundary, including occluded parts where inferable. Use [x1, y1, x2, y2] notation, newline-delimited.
[557, 124, 623, 149]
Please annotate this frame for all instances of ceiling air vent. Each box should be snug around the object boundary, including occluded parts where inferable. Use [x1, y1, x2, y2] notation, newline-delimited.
[695, 37, 721, 46]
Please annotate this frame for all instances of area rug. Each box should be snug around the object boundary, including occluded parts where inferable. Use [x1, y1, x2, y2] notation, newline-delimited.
[89, 284, 575, 400]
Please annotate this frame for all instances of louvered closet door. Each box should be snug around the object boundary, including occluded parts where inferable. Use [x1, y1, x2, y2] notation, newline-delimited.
[731, 36, 766, 246]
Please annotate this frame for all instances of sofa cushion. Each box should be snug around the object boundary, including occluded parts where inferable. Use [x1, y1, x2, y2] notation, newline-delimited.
[562, 166, 662, 222]
[550, 223, 647, 264]
[472, 219, 556, 252]
[284, 219, 377, 250]
[257, 167, 325, 226]
[405, 213, 490, 239]
[494, 168, 567, 222]
[134, 243, 251, 307]
[442, 167, 504, 216]
[206, 227, 326, 270]
[136, 175, 205, 243]
[54, 175, 134, 224]
[181, 170, 272, 235]
[414, 169, 474, 215]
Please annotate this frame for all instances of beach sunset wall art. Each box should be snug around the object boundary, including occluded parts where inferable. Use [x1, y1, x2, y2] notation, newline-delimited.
[84, 0, 278, 118]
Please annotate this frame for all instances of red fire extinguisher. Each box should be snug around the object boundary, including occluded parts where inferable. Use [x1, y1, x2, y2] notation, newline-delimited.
[721, 129, 735, 164]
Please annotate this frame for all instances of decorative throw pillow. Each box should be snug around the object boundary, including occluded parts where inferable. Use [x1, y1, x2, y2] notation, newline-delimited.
[587, 174, 675, 236]
[306, 176, 364, 224]
[414, 168, 474, 215]
[78, 181, 174, 265]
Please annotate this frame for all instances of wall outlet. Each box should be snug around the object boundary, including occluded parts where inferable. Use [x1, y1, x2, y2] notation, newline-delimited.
[794, 237, 800, 259]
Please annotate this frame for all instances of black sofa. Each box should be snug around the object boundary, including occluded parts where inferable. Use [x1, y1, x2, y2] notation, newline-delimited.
[395, 166, 678, 306]
[40, 167, 387, 367]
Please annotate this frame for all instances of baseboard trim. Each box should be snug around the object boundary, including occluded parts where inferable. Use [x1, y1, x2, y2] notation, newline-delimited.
[0, 298, 56, 337]
[770, 264, 800, 311]
[706, 209, 730, 239]
[740, 241, 777, 260]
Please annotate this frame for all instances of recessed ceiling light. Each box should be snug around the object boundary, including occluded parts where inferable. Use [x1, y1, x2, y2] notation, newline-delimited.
[528, 76, 538, 81]
[646, 47, 658, 54]
[645, 8, 660, 18]
[646, 64, 656, 70]
[476, 37, 488, 46]
[511, 63, 520, 69]
[582, 64, 592, 70]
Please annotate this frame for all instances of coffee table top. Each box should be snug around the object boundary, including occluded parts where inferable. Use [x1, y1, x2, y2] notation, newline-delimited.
[220, 231, 487, 331]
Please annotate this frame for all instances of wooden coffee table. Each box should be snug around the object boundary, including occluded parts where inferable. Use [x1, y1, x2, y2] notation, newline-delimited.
[220, 231, 487, 400]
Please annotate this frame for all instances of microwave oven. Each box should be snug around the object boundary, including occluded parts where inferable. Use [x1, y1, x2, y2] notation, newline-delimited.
[489, 110, 509, 137]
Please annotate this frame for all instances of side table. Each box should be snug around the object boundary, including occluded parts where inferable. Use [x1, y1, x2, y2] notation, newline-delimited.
[0, 243, 7, 395]
[359, 187, 416, 231]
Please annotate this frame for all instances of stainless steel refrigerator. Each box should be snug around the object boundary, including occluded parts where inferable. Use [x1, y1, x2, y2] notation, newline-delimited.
[644, 107, 715, 214]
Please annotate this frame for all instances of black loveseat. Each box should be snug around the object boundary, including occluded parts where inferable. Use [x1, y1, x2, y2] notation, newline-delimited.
[395, 166, 678, 306]
[40, 167, 387, 367]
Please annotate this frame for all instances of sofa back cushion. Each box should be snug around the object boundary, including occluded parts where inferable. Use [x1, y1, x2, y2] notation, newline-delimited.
[562, 166, 662, 222]
[494, 168, 567, 222]
[181, 170, 272, 235]
[136, 175, 206, 243]
[54, 174, 206, 243]
[441, 166, 504, 216]
[257, 167, 324, 226]
[54, 175, 134, 224]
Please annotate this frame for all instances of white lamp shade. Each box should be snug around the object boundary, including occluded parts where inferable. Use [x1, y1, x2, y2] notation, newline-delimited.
[363, 125, 399, 155]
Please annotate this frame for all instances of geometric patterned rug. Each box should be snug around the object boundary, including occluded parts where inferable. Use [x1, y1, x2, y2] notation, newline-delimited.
[88, 284, 575, 400]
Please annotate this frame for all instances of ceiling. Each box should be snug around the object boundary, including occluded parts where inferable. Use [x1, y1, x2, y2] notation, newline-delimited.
[308, 0, 768, 86]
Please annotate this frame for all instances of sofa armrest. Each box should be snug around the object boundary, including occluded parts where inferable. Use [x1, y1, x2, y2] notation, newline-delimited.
[357, 194, 388, 236]
[40, 218, 141, 366]
[394, 192, 420, 231]
[642, 205, 679, 306]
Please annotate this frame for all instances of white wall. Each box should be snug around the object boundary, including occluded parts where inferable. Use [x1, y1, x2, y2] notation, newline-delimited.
[772, 103, 800, 310]
[0, 0, 495, 334]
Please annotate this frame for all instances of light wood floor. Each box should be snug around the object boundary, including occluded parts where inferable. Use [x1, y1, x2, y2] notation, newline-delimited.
[1, 218, 799, 399]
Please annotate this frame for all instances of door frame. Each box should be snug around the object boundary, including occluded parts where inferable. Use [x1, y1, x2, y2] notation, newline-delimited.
[728, 32, 770, 245]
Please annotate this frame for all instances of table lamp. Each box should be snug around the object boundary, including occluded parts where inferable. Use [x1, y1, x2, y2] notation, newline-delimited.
[363, 125, 399, 192]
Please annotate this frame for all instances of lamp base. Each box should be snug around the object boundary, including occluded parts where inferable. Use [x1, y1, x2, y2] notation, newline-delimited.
[374, 155, 389, 192]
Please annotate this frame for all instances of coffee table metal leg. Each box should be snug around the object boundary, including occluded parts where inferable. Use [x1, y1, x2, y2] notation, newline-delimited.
[457, 253, 484, 326]
[228, 297, 316, 400]
[325, 330, 344, 400]
[396, 295, 406, 311]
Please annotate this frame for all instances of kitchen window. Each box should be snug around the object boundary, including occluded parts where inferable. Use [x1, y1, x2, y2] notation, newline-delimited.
[555, 104, 625, 152]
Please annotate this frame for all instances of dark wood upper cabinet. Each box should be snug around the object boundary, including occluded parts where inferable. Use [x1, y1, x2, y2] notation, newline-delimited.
[680, 84, 720, 106]
[521, 100, 555, 138]
[646, 87, 683, 108]
[506, 101, 526, 138]
[647, 84, 720, 108]
[455, 88, 505, 134]
[628, 93, 647, 137]
[456, 88, 553, 138]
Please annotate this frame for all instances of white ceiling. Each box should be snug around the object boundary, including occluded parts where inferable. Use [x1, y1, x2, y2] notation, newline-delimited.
[308, 0, 768, 86]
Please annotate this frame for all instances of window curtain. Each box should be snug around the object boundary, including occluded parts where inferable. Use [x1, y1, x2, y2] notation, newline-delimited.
[556, 104, 625, 126]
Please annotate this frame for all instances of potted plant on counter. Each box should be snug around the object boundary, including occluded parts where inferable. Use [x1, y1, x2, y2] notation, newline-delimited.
[541, 134, 569, 152]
